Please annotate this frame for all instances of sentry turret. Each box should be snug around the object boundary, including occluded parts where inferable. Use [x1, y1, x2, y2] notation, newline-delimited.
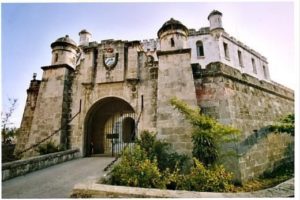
[50, 35, 79, 68]
[157, 18, 188, 51]
[208, 10, 224, 32]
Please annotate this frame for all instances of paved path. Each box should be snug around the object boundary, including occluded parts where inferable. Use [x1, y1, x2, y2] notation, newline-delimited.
[2, 157, 114, 198]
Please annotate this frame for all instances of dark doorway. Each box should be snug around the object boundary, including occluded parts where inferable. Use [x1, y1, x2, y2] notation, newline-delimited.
[122, 117, 135, 143]
[84, 97, 135, 157]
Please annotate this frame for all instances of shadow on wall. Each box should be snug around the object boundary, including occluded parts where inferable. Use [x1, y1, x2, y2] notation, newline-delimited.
[237, 126, 294, 157]
[235, 125, 294, 181]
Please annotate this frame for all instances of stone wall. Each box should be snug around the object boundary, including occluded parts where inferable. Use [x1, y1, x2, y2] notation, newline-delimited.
[15, 79, 41, 154]
[195, 62, 294, 182]
[23, 64, 74, 157]
[2, 149, 80, 181]
[71, 178, 294, 198]
[68, 43, 155, 155]
[156, 49, 197, 155]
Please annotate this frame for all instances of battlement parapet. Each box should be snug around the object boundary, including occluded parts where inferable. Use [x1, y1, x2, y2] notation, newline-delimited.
[141, 38, 160, 51]
[188, 27, 210, 36]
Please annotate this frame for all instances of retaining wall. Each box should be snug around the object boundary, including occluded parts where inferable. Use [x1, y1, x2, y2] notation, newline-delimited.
[195, 62, 294, 182]
[2, 149, 80, 181]
[71, 178, 294, 198]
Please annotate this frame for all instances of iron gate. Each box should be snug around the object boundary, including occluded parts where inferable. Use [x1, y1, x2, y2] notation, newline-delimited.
[103, 112, 136, 156]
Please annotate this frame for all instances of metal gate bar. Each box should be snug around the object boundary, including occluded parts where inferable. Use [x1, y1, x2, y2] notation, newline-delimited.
[104, 112, 136, 156]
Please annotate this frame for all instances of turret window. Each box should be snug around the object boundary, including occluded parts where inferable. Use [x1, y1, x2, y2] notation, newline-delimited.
[170, 38, 175, 47]
[54, 53, 59, 62]
[196, 41, 204, 57]
[238, 50, 243, 67]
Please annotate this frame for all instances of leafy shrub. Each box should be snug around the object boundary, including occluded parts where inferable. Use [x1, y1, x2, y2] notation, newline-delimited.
[36, 141, 63, 155]
[192, 130, 218, 167]
[107, 131, 235, 192]
[108, 145, 166, 189]
[137, 131, 191, 173]
[177, 158, 234, 192]
[262, 160, 294, 179]
[170, 97, 240, 166]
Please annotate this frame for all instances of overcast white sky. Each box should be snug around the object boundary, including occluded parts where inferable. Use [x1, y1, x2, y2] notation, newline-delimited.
[1, 1, 299, 127]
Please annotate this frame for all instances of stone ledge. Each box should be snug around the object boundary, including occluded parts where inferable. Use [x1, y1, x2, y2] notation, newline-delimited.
[41, 64, 74, 71]
[71, 178, 294, 198]
[2, 149, 80, 181]
[157, 48, 191, 56]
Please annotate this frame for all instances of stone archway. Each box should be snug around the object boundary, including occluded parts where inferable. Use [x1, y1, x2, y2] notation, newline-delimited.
[84, 97, 135, 157]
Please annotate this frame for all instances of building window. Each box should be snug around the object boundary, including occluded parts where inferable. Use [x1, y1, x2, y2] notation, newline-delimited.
[252, 58, 257, 74]
[150, 68, 158, 79]
[196, 41, 204, 57]
[170, 38, 175, 47]
[223, 42, 229, 59]
[263, 65, 268, 78]
[238, 50, 243, 67]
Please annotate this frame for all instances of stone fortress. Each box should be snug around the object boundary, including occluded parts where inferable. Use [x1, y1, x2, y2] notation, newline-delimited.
[15, 10, 294, 182]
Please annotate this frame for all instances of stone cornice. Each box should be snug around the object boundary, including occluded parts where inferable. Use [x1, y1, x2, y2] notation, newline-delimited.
[41, 64, 74, 72]
[157, 48, 191, 56]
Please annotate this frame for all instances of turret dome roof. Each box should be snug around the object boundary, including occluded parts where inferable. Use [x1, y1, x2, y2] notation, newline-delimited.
[51, 35, 77, 49]
[157, 18, 188, 38]
[208, 10, 223, 19]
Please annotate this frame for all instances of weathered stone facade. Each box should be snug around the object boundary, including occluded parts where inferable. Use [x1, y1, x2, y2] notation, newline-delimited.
[15, 10, 294, 182]
[195, 62, 294, 181]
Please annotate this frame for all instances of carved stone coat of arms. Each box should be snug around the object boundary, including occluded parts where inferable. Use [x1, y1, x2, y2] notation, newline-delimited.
[103, 48, 118, 71]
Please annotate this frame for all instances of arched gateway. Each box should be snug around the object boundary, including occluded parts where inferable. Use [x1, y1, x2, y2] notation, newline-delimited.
[84, 97, 136, 156]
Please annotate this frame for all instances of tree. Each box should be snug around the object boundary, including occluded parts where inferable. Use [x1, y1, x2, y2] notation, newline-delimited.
[1, 98, 18, 144]
[170, 97, 240, 166]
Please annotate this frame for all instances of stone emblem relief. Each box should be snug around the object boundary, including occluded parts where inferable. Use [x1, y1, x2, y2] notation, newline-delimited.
[103, 47, 118, 71]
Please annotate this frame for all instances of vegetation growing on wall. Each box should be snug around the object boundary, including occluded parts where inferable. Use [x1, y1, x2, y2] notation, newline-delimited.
[36, 141, 64, 155]
[170, 97, 240, 166]
[269, 113, 294, 136]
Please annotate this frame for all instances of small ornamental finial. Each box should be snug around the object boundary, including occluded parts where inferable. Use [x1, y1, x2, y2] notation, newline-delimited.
[33, 73, 37, 80]
[66, 35, 69, 38]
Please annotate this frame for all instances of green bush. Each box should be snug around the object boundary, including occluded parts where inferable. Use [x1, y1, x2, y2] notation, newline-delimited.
[177, 158, 234, 192]
[108, 145, 166, 189]
[137, 131, 191, 173]
[262, 160, 294, 179]
[192, 130, 218, 167]
[170, 97, 240, 166]
[107, 130, 235, 192]
[36, 141, 63, 155]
